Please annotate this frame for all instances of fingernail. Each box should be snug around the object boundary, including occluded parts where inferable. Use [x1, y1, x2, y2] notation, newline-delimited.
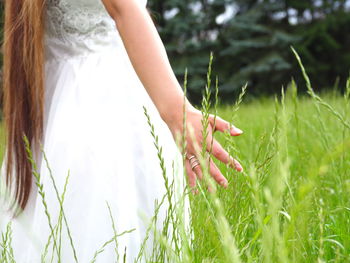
[220, 180, 228, 188]
[231, 127, 243, 135]
[234, 160, 243, 172]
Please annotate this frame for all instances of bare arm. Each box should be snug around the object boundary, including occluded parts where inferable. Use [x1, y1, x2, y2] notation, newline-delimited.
[102, 0, 243, 190]
[102, 0, 186, 121]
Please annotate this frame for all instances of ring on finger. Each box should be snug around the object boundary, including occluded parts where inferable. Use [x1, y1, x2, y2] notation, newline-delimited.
[190, 160, 200, 170]
[186, 154, 201, 170]
[186, 154, 196, 161]
[190, 158, 200, 170]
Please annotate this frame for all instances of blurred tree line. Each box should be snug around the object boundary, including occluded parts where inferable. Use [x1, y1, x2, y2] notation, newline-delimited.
[0, 0, 349, 106]
[148, 0, 350, 102]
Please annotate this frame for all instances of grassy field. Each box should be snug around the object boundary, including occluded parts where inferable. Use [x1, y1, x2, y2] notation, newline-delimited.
[190, 91, 350, 262]
[0, 52, 349, 263]
[0, 87, 349, 262]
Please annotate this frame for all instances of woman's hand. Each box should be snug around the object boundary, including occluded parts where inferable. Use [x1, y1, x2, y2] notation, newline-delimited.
[101, 0, 242, 189]
[164, 105, 243, 192]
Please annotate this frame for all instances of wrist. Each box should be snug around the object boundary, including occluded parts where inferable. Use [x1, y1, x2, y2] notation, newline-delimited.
[159, 97, 194, 126]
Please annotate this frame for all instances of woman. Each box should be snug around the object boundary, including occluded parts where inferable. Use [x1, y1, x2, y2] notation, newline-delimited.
[1, 0, 243, 261]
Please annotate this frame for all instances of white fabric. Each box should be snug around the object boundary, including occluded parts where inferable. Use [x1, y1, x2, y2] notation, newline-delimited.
[0, 0, 189, 262]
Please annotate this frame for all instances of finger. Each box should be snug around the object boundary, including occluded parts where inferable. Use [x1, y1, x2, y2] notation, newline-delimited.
[208, 139, 230, 164]
[209, 159, 228, 188]
[209, 115, 243, 136]
[207, 184, 215, 193]
[192, 160, 203, 180]
[185, 160, 197, 189]
[208, 139, 243, 172]
[233, 159, 243, 172]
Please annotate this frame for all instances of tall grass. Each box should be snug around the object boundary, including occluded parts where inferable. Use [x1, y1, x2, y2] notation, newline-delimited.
[0, 52, 350, 262]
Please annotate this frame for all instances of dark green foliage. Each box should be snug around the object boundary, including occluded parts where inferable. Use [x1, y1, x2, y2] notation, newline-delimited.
[295, 11, 350, 92]
[0, 1, 350, 109]
[148, 0, 350, 103]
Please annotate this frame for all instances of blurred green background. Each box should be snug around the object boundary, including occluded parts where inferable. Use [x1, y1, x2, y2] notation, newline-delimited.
[147, 0, 350, 103]
[1, 0, 350, 106]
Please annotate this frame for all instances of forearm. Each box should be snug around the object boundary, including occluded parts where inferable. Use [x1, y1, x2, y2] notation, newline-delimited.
[103, 0, 191, 122]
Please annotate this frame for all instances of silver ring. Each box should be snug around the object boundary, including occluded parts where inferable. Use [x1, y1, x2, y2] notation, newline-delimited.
[187, 154, 200, 170]
[190, 160, 200, 170]
[187, 154, 196, 161]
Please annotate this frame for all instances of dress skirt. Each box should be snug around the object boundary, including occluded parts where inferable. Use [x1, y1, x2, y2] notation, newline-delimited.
[0, 33, 189, 262]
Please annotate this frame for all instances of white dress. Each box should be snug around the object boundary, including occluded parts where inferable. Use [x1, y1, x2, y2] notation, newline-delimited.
[0, 0, 189, 262]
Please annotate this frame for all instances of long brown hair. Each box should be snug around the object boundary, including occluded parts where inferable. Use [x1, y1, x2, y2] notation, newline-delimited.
[3, 0, 46, 212]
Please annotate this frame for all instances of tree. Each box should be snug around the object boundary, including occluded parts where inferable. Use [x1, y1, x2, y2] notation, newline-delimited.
[148, 0, 350, 102]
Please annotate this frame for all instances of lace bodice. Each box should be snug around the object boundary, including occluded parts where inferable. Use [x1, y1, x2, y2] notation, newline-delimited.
[45, 0, 147, 59]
